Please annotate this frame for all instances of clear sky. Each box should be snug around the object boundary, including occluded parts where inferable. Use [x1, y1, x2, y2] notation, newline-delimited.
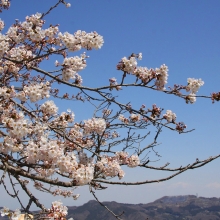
[1, 0, 220, 210]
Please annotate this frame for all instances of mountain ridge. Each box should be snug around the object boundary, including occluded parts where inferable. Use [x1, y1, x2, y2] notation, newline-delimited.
[1, 195, 220, 219]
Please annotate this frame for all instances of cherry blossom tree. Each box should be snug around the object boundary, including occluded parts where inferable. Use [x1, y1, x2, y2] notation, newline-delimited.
[0, 0, 220, 219]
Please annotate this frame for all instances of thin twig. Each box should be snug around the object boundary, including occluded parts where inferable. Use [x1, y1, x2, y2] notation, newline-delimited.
[90, 185, 124, 220]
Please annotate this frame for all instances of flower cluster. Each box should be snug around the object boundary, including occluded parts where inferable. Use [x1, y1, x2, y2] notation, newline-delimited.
[102, 109, 112, 116]
[0, 137, 20, 153]
[74, 165, 94, 185]
[31, 121, 48, 136]
[119, 113, 142, 123]
[96, 156, 125, 179]
[0, 0, 10, 9]
[26, 137, 62, 164]
[57, 153, 78, 174]
[176, 122, 187, 133]
[84, 118, 106, 135]
[22, 13, 45, 42]
[45, 25, 59, 41]
[96, 152, 140, 179]
[185, 78, 204, 103]
[40, 100, 58, 116]
[11, 210, 21, 220]
[52, 110, 75, 127]
[7, 45, 34, 61]
[0, 207, 10, 217]
[17, 82, 50, 102]
[7, 25, 24, 43]
[1, 201, 69, 220]
[155, 64, 169, 90]
[6, 11, 55, 45]
[66, 3, 71, 8]
[68, 125, 94, 150]
[0, 33, 9, 57]
[211, 92, 220, 103]
[0, 207, 21, 220]
[109, 77, 121, 90]
[1, 60, 19, 74]
[25, 133, 94, 184]
[150, 104, 161, 118]
[130, 113, 141, 122]
[0, 86, 15, 99]
[47, 201, 68, 220]
[58, 30, 104, 51]
[127, 155, 140, 167]
[117, 54, 168, 90]
[118, 114, 129, 124]
[25, 12, 43, 26]
[2, 111, 32, 139]
[117, 56, 137, 73]
[51, 189, 79, 201]
[52, 189, 74, 198]
[61, 54, 86, 82]
[163, 110, 176, 122]
[133, 67, 153, 84]
[76, 30, 104, 50]
[186, 78, 204, 93]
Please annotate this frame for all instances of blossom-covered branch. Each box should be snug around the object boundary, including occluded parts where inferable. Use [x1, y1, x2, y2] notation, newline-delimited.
[0, 0, 220, 219]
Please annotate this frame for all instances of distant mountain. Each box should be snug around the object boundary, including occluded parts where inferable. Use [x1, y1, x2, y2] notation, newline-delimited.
[1, 195, 220, 220]
[67, 195, 220, 220]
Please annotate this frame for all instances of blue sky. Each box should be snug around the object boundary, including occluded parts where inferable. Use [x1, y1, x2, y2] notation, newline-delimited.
[1, 0, 220, 210]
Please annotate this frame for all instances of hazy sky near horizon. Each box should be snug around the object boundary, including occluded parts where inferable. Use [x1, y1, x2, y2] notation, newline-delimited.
[1, 0, 220, 210]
